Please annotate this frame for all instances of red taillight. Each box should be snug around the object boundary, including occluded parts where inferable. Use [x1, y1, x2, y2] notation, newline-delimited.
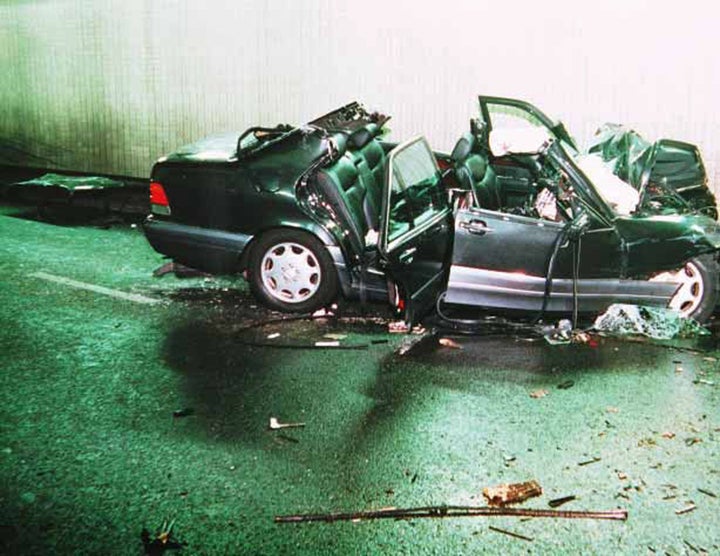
[149, 181, 171, 215]
[150, 181, 169, 205]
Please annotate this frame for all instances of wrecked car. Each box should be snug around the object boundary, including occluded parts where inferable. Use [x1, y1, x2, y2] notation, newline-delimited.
[143, 100, 720, 324]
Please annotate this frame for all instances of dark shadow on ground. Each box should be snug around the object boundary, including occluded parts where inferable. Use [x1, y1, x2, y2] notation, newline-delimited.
[161, 296, 393, 445]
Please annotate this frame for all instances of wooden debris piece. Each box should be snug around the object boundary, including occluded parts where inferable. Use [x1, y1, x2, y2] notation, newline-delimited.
[483, 480, 543, 507]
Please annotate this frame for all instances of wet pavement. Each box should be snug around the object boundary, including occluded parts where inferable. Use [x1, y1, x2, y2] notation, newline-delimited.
[0, 200, 719, 554]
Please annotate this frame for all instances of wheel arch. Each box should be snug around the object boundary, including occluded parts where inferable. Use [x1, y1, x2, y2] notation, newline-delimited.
[237, 224, 353, 296]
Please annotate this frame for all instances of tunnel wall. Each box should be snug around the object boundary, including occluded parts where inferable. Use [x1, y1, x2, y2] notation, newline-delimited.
[2, 0, 719, 191]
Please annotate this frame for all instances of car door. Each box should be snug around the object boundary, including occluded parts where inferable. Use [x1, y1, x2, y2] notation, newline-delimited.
[378, 137, 454, 325]
[477, 96, 577, 210]
[444, 204, 676, 313]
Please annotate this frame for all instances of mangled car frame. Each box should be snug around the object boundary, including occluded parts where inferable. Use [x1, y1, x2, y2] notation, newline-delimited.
[143, 97, 720, 323]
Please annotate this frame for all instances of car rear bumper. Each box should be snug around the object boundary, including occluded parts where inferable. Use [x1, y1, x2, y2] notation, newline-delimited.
[143, 216, 252, 274]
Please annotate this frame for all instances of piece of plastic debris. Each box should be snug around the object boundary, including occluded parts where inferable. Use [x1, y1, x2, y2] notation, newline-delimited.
[548, 496, 576, 508]
[438, 337, 462, 349]
[488, 525, 533, 542]
[606, 407, 620, 413]
[267, 333, 281, 340]
[312, 306, 336, 318]
[662, 432, 676, 439]
[268, 417, 305, 430]
[314, 341, 339, 347]
[141, 519, 184, 555]
[542, 319, 573, 345]
[617, 472, 628, 480]
[675, 503, 697, 515]
[482, 480, 543, 506]
[388, 321, 409, 333]
[172, 408, 195, 418]
[592, 304, 710, 340]
[557, 380, 575, 390]
[530, 389, 549, 399]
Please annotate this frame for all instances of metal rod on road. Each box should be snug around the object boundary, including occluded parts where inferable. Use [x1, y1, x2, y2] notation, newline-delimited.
[275, 505, 628, 523]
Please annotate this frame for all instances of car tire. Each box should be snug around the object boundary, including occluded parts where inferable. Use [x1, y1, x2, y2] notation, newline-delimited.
[247, 229, 338, 313]
[650, 255, 719, 323]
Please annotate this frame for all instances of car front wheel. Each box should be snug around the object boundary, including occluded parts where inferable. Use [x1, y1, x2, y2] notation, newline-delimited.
[247, 229, 338, 313]
[649, 255, 718, 323]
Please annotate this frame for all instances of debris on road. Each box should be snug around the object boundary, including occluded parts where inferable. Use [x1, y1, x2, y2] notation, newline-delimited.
[482, 480, 543, 506]
[312, 305, 338, 318]
[16, 173, 124, 191]
[394, 332, 434, 356]
[548, 495, 576, 508]
[153, 262, 210, 278]
[389, 321, 409, 333]
[488, 525, 533, 542]
[140, 519, 184, 554]
[542, 319, 573, 345]
[269, 417, 305, 430]
[592, 304, 709, 340]
[675, 503, 697, 515]
[530, 389, 549, 399]
[438, 337, 463, 349]
[274, 504, 628, 523]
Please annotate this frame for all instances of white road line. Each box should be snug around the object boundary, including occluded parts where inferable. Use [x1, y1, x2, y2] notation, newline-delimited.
[30, 271, 162, 305]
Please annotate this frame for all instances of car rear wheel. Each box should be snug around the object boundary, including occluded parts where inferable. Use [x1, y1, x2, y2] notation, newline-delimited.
[649, 255, 718, 323]
[248, 229, 338, 313]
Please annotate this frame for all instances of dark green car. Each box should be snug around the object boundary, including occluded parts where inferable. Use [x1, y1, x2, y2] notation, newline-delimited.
[143, 100, 720, 323]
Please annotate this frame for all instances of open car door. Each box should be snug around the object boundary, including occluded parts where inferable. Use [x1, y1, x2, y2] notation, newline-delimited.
[378, 137, 454, 325]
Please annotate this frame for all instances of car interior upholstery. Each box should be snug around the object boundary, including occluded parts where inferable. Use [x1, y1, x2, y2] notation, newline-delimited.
[312, 124, 388, 253]
[450, 133, 501, 210]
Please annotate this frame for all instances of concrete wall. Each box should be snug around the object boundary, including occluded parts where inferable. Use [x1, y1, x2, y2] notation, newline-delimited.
[2, 0, 719, 188]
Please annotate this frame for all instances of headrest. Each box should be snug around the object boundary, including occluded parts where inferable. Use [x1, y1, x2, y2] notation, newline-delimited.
[348, 125, 375, 149]
[450, 133, 476, 162]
